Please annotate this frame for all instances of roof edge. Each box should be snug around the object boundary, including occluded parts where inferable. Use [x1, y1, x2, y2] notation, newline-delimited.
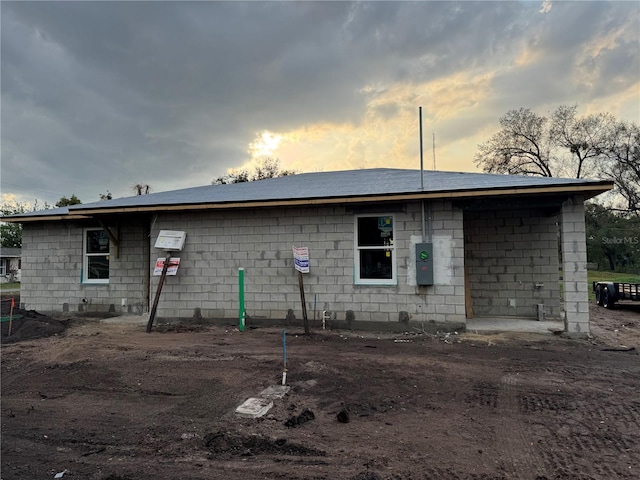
[1, 214, 92, 223]
[67, 182, 614, 216]
[1, 179, 614, 222]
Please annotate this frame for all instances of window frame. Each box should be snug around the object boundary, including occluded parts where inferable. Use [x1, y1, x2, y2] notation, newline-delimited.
[83, 228, 110, 284]
[354, 214, 397, 286]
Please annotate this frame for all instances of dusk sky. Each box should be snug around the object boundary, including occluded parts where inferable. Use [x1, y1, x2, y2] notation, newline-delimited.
[1, 1, 639, 207]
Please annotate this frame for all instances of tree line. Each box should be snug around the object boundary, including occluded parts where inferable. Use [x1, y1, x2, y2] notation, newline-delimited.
[1, 185, 151, 249]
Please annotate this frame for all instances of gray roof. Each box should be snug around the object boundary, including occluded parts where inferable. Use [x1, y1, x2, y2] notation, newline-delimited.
[2, 205, 71, 220]
[4, 168, 613, 220]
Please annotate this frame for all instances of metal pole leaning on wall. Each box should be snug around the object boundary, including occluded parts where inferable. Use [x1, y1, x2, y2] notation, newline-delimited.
[239, 267, 245, 332]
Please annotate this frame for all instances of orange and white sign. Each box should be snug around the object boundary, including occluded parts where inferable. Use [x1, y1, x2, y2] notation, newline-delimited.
[153, 257, 181, 276]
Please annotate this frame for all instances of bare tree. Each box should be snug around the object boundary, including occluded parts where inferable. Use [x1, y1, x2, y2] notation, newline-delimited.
[600, 121, 640, 215]
[476, 105, 639, 216]
[474, 108, 554, 177]
[132, 184, 152, 195]
[475, 105, 623, 179]
[549, 105, 616, 179]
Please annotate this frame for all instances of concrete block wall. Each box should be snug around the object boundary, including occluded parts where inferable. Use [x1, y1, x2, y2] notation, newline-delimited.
[21, 221, 148, 314]
[464, 208, 561, 319]
[109, 222, 149, 314]
[149, 200, 466, 324]
[560, 196, 589, 334]
[21, 222, 81, 312]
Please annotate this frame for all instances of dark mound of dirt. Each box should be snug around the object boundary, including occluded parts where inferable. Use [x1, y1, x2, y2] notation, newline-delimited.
[1, 296, 69, 344]
[1, 314, 69, 344]
[203, 430, 325, 457]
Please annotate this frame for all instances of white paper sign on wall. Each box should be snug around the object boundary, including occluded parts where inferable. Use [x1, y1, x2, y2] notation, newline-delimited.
[154, 230, 187, 251]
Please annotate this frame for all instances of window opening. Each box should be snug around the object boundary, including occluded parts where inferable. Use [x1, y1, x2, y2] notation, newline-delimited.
[84, 229, 110, 283]
[355, 215, 396, 285]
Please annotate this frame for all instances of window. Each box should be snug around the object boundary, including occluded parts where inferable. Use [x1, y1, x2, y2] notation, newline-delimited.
[84, 229, 109, 283]
[354, 215, 396, 285]
[0, 259, 6, 276]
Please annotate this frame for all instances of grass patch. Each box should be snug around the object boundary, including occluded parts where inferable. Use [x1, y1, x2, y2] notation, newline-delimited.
[588, 271, 640, 284]
[587, 271, 640, 301]
[0, 282, 20, 291]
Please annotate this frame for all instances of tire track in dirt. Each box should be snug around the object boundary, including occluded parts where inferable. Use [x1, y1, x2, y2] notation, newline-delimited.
[516, 363, 640, 480]
[496, 373, 550, 479]
[532, 399, 638, 479]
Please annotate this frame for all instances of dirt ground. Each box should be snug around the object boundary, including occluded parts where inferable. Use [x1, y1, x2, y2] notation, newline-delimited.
[1, 295, 639, 480]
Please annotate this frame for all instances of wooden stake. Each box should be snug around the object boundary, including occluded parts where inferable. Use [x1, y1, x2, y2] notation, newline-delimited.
[147, 252, 171, 333]
[8, 297, 15, 336]
[298, 271, 309, 335]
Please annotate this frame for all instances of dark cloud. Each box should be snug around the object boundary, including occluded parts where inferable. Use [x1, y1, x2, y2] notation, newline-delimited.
[1, 1, 638, 204]
[478, 1, 639, 115]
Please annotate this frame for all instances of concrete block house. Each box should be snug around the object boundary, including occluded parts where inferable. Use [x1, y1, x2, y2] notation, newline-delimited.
[4, 169, 612, 335]
[0, 247, 22, 283]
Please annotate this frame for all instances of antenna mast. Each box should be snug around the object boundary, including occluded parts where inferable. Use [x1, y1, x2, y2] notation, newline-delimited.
[419, 107, 426, 242]
[432, 132, 436, 170]
[419, 106, 424, 190]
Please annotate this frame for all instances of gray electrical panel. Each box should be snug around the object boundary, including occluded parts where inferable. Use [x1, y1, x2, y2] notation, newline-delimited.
[416, 243, 434, 286]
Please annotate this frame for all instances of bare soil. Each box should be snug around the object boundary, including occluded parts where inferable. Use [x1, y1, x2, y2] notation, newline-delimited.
[1, 295, 639, 480]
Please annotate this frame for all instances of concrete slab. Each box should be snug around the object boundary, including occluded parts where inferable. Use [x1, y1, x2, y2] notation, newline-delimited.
[466, 318, 565, 334]
[100, 314, 148, 325]
[235, 397, 273, 418]
[259, 385, 290, 399]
